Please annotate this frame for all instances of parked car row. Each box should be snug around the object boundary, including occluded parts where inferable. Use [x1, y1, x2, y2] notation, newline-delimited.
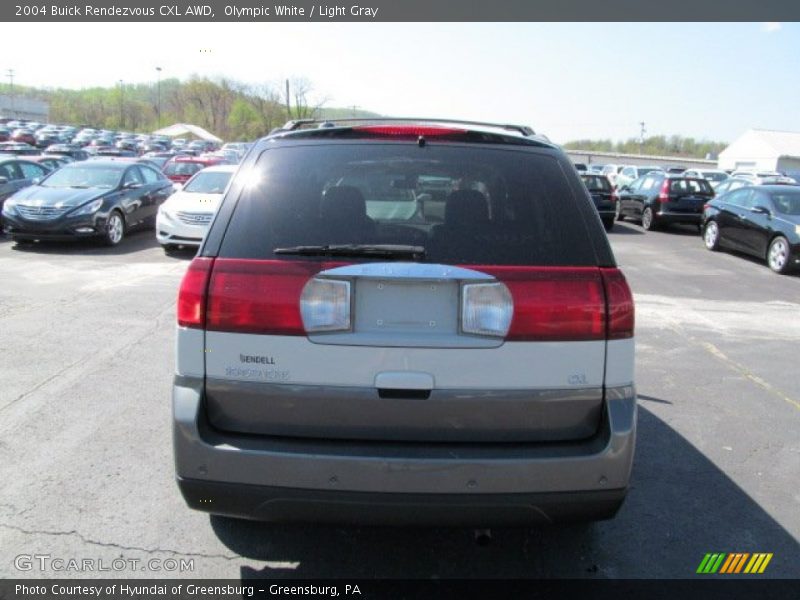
[576, 164, 800, 274]
[0, 118, 253, 249]
[579, 161, 797, 192]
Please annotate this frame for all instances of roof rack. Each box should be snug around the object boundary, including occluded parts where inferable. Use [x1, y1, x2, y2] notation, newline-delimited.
[274, 117, 536, 137]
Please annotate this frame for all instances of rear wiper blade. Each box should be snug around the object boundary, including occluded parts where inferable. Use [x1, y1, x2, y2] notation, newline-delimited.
[274, 244, 426, 260]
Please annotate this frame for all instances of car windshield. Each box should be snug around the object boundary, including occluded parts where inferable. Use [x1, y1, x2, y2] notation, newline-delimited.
[183, 171, 233, 194]
[771, 190, 800, 215]
[164, 162, 203, 176]
[41, 165, 122, 189]
[218, 143, 597, 266]
[639, 168, 662, 176]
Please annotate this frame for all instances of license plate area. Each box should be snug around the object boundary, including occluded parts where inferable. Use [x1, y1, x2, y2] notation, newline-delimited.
[355, 279, 459, 335]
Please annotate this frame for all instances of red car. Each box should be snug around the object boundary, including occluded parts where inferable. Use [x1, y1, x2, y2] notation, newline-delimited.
[10, 129, 37, 146]
[163, 156, 227, 184]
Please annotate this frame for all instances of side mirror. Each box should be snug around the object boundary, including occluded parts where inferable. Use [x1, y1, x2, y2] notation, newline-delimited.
[123, 181, 142, 190]
[751, 206, 771, 216]
[0, 176, 7, 185]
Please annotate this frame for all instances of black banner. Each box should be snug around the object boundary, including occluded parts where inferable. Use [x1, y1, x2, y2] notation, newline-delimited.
[3, 0, 800, 22]
[1, 579, 799, 600]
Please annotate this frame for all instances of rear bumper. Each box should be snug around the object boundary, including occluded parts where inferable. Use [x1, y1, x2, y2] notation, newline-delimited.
[177, 478, 627, 525]
[656, 210, 702, 224]
[173, 377, 636, 524]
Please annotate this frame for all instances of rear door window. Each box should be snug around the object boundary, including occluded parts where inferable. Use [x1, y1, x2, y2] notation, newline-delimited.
[218, 144, 600, 266]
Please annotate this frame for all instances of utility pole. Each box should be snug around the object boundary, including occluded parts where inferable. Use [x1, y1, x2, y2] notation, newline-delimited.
[351, 105, 359, 117]
[639, 121, 646, 155]
[6, 69, 15, 118]
[118, 80, 124, 129]
[155, 67, 162, 129]
[285, 79, 291, 120]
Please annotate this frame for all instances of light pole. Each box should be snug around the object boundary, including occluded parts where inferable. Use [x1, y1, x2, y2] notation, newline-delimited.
[6, 69, 15, 118]
[118, 79, 124, 129]
[155, 67, 162, 128]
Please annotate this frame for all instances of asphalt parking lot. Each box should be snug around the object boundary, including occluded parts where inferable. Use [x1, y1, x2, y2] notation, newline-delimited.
[0, 223, 798, 580]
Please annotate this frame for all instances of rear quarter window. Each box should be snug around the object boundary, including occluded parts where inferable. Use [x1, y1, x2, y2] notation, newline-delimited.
[216, 143, 604, 266]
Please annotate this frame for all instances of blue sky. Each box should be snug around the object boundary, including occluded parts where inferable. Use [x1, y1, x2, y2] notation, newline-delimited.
[5, 22, 799, 143]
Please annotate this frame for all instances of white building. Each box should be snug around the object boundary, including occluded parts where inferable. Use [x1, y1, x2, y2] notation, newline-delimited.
[718, 129, 800, 178]
[0, 95, 49, 121]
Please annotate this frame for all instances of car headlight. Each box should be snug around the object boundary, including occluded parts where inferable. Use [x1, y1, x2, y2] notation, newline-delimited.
[795, 225, 800, 237]
[2, 197, 18, 215]
[72, 198, 104, 216]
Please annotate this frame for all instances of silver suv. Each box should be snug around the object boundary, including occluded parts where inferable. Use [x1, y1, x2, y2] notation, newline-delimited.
[172, 119, 636, 525]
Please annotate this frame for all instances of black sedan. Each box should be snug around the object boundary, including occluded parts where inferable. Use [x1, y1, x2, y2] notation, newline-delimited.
[616, 172, 715, 231]
[702, 185, 800, 274]
[579, 173, 616, 231]
[2, 160, 173, 246]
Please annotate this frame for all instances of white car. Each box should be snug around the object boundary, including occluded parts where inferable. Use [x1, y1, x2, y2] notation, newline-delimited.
[730, 170, 790, 185]
[683, 169, 730, 189]
[156, 164, 237, 252]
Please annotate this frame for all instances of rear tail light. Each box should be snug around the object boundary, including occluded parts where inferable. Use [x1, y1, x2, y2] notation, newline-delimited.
[203, 259, 347, 335]
[461, 282, 513, 337]
[477, 267, 606, 341]
[300, 278, 351, 333]
[187, 260, 635, 342]
[177, 257, 214, 328]
[600, 268, 635, 339]
[657, 180, 670, 203]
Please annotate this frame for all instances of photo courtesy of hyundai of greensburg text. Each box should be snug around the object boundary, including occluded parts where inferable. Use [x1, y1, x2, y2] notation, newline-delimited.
[0, 3, 798, 598]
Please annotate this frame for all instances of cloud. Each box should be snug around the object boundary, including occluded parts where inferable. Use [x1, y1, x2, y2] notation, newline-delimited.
[761, 22, 782, 33]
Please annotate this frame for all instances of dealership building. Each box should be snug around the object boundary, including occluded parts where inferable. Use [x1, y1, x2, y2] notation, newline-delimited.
[717, 129, 800, 178]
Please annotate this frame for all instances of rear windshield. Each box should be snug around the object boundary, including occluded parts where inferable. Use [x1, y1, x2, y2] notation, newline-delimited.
[218, 143, 599, 266]
[580, 174, 611, 192]
[670, 178, 714, 195]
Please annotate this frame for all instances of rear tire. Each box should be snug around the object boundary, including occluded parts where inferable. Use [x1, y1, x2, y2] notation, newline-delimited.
[641, 207, 658, 231]
[767, 236, 793, 274]
[603, 218, 614, 232]
[163, 244, 178, 254]
[703, 221, 721, 251]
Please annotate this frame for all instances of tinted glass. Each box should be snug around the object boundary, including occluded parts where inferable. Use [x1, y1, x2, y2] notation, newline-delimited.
[669, 178, 714, 195]
[218, 144, 599, 266]
[18, 162, 47, 179]
[770, 190, 800, 215]
[700, 171, 728, 182]
[183, 171, 233, 194]
[638, 168, 662, 177]
[139, 165, 163, 183]
[123, 167, 145, 186]
[0, 162, 18, 180]
[727, 189, 754, 208]
[580, 174, 611, 191]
